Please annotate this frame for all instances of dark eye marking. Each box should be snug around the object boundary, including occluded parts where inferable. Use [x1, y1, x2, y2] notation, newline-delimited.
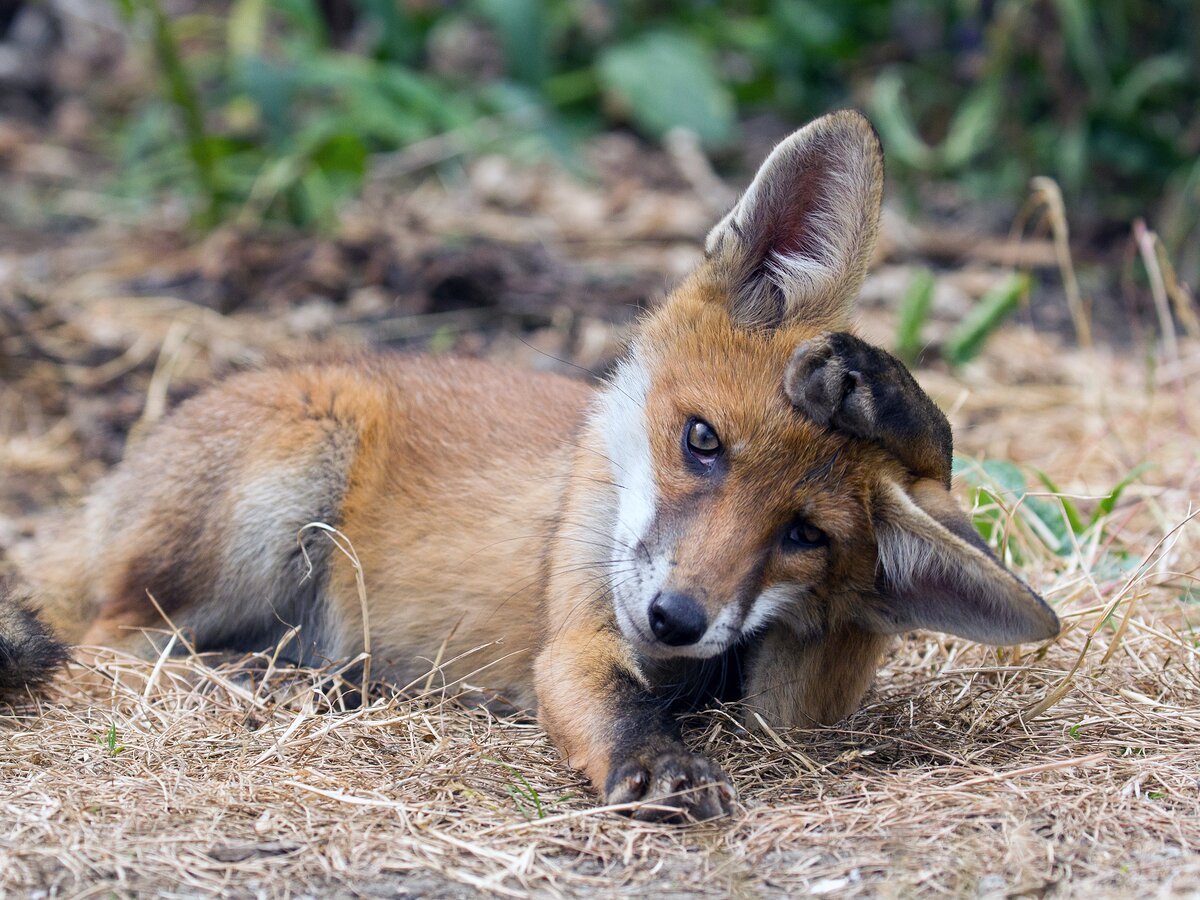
[782, 517, 828, 551]
[682, 417, 721, 469]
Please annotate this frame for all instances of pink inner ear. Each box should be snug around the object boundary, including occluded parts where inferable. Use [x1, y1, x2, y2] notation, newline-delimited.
[748, 148, 835, 269]
[708, 111, 883, 330]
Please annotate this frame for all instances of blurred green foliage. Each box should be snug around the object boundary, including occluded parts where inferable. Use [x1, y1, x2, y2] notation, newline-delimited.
[953, 454, 1148, 570]
[941, 273, 1030, 366]
[115, 0, 1199, 269]
[894, 267, 935, 365]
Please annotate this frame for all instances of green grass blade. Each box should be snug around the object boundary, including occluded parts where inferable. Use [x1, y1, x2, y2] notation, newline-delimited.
[117, 0, 222, 226]
[942, 273, 1029, 367]
[1034, 469, 1086, 537]
[1089, 463, 1153, 526]
[895, 268, 936, 365]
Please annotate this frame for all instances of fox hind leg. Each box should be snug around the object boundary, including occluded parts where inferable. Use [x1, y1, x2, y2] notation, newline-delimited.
[76, 379, 362, 669]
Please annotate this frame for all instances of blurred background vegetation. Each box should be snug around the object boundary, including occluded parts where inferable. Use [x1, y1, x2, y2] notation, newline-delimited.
[87, 0, 1199, 272]
[1, 0, 1197, 300]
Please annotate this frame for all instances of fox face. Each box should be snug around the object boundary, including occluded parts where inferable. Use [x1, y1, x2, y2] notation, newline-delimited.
[600, 318, 879, 661]
[595, 111, 1058, 664]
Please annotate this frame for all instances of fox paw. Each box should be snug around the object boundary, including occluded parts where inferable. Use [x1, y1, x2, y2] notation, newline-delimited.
[785, 331, 953, 484]
[785, 331, 894, 437]
[605, 750, 735, 823]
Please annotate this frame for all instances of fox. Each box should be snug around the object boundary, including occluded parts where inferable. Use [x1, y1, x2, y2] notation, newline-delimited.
[0, 110, 1058, 821]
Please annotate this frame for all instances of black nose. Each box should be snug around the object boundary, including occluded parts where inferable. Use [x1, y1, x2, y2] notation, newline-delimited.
[648, 592, 707, 646]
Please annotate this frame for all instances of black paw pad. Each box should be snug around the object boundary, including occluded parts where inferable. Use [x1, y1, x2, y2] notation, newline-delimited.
[606, 750, 736, 823]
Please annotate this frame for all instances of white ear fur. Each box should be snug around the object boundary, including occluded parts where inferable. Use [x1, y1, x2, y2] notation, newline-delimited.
[858, 479, 1060, 645]
[704, 109, 884, 329]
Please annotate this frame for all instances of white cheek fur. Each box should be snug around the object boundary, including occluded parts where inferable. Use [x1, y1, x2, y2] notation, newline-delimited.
[594, 353, 813, 659]
[597, 350, 658, 557]
[593, 348, 674, 648]
[742, 584, 797, 635]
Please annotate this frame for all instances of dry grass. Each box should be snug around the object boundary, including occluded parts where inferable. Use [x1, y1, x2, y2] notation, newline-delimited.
[4, 560, 1198, 897]
[3, 148, 1199, 897]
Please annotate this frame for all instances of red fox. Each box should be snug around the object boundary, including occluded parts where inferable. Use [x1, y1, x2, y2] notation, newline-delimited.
[0, 111, 1058, 821]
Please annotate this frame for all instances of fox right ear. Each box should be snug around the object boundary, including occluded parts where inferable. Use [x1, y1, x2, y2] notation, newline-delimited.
[856, 478, 1061, 645]
[705, 110, 883, 330]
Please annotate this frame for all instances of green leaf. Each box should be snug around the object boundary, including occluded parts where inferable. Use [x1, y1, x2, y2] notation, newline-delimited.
[956, 457, 1023, 549]
[950, 452, 973, 479]
[474, 0, 547, 86]
[1052, 0, 1111, 97]
[941, 79, 1002, 170]
[942, 273, 1029, 366]
[1023, 494, 1072, 554]
[597, 31, 736, 148]
[1111, 54, 1190, 118]
[1033, 469, 1086, 537]
[771, 0, 842, 49]
[869, 71, 934, 169]
[311, 131, 367, 179]
[979, 459, 1027, 498]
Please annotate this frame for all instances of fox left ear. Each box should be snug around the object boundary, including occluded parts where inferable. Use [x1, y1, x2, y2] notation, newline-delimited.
[856, 478, 1060, 645]
[704, 109, 884, 330]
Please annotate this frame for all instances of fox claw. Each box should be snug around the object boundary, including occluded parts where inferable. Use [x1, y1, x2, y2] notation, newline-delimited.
[606, 750, 736, 823]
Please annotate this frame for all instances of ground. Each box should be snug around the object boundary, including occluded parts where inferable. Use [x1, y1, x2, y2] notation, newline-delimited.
[2, 131, 1199, 897]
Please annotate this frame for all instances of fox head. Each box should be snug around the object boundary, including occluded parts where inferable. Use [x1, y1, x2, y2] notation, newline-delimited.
[594, 110, 1058, 661]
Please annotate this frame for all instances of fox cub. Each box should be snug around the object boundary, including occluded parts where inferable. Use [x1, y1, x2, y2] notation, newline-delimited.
[0, 111, 1058, 821]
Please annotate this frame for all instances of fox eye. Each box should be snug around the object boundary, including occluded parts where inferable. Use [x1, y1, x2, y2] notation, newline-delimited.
[783, 518, 828, 551]
[683, 417, 721, 465]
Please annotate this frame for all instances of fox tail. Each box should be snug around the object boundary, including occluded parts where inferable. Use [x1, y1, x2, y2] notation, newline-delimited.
[0, 579, 69, 700]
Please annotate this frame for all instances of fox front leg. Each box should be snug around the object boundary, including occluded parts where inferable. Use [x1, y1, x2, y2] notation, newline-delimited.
[785, 332, 953, 486]
[534, 622, 735, 822]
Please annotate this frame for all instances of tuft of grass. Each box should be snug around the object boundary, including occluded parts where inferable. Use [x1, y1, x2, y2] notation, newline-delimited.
[954, 454, 1151, 568]
[97, 722, 126, 756]
[114, 0, 221, 227]
[486, 758, 547, 820]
